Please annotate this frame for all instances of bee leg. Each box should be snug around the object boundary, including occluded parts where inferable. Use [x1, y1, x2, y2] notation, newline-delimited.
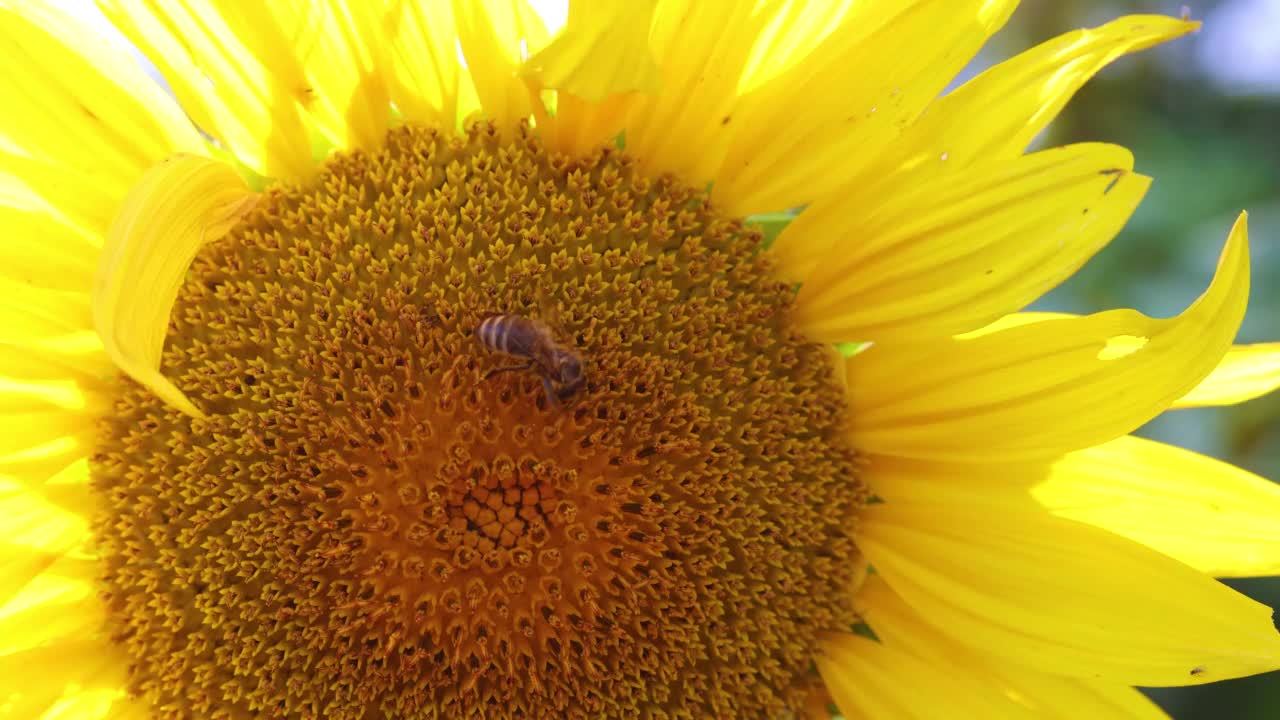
[483, 362, 534, 380]
[541, 376, 561, 407]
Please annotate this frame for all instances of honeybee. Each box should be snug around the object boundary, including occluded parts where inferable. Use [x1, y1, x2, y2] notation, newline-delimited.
[475, 314, 585, 405]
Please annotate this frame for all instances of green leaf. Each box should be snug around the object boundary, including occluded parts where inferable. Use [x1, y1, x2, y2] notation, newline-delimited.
[836, 341, 870, 357]
[747, 211, 796, 249]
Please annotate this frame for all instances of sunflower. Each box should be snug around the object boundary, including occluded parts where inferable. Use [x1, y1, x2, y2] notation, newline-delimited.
[3, 0, 1280, 718]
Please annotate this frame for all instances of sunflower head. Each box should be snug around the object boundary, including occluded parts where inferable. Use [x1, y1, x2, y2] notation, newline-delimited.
[88, 120, 865, 717]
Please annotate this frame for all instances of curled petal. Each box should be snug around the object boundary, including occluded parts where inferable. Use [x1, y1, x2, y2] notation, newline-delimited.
[849, 214, 1249, 461]
[92, 156, 256, 418]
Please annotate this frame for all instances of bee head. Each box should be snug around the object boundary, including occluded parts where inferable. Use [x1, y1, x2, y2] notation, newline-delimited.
[556, 352, 583, 385]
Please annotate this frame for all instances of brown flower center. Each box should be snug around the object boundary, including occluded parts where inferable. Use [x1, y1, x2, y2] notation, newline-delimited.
[91, 123, 864, 719]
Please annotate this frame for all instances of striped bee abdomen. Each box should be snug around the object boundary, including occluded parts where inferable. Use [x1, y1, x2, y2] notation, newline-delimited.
[476, 314, 539, 358]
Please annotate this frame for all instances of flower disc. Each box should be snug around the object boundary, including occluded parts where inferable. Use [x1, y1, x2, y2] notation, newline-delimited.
[91, 123, 864, 718]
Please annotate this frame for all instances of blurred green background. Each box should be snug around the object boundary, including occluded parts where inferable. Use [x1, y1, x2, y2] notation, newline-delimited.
[976, 1, 1280, 717]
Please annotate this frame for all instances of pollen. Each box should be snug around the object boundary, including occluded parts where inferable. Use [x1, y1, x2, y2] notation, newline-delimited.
[90, 123, 865, 718]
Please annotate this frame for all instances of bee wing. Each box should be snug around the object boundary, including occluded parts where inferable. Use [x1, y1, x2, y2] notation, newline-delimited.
[532, 288, 575, 347]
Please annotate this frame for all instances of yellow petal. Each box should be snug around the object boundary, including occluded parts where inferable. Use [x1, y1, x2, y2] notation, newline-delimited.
[865, 446, 1268, 574]
[92, 155, 256, 418]
[383, 0, 478, 128]
[0, 414, 98, 473]
[0, 377, 105, 420]
[0, 475, 94, 619]
[0, 577, 103, 657]
[533, 92, 643, 157]
[960, 311, 1078, 337]
[522, 0, 659, 154]
[859, 489, 1280, 686]
[524, 0, 660, 103]
[217, 0, 391, 153]
[738, 0, 858, 93]
[30, 472, 96, 527]
[0, 208, 99, 295]
[0, 343, 109, 406]
[856, 574, 1171, 720]
[0, 2, 204, 188]
[0, 434, 96, 498]
[864, 15, 1197, 203]
[2, 152, 137, 242]
[0, 491, 90, 611]
[99, 0, 317, 180]
[0, 176, 109, 377]
[453, 0, 549, 132]
[0, 338, 108, 396]
[968, 317, 1280, 408]
[298, 1, 390, 152]
[848, 213, 1249, 462]
[0, 638, 131, 720]
[1173, 342, 1280, 408]
[97, 696, 150, 720]
[0, 333, 104, 484]
[42, 688, 140, 720]
[1036, 435, 1280, 578]
[818, 631, 1044, 719]
[622, 0, 764, 189]
[992, 674, 1170, 720]
[0, 279, 92, 343]
[0, 539, 60, 611]
[785, 144, 1148, 342]
[0, 168, 101, 255]
[0, 483, 108, 720]
[0, 467, 91, 538]
[711, 0, 1019, 216]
